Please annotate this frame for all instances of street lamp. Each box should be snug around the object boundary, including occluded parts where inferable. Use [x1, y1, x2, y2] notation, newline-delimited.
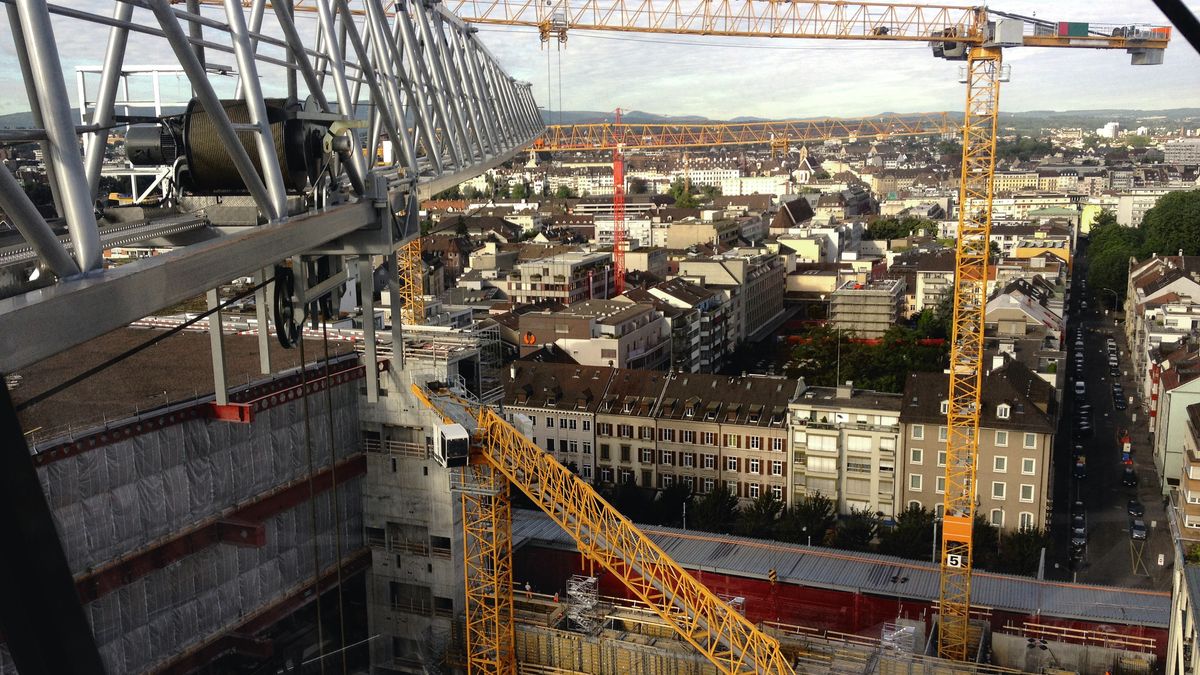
[932, 517, 941, 563]
[1098, 287, 1120, 314]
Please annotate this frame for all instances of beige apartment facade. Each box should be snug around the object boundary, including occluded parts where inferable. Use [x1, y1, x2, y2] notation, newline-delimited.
[898, 363, 1056, 531]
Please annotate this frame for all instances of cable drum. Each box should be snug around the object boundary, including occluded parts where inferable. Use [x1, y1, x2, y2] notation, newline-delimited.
[182, 99, 310, 194]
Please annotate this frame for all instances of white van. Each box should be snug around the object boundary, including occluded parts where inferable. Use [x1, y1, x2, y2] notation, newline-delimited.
[1074, 381, 1086, 396]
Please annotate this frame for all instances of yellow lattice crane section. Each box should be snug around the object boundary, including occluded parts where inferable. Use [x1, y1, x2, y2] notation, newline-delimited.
[536, 112, 953, 151]
[413, 383, 795, 675]
[398, 238, 425, 326]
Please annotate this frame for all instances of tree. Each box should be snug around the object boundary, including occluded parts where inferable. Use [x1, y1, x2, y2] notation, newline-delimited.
[971, 515, 1001, 571]
[609, 478, 652, 523]
[865, 216, 934, 241]
[453, 217, 469, 236]
[628, 177, 648, 194]
[700, 184, 722, 203]
[914, 293, 952, 340]
[654, 483, 692, 527]
[461, 184, 479, 200]
[878, 504, 935, 560]
[554, 185, 577, 199]
[988, 240, 1001, 264]
[667, 178, 700, 209]
[738, 492, 784, 537]
[1086, 210, 1145, 303]
[777, 492, 836, 545]
[433, 185, 461, 200]
[1141, 190, 1200, 259]
[831, 508, 879, 552]
[995, 526, 1049, 576]
[690, 486, 740, 534]
[511, 182, 528, 200]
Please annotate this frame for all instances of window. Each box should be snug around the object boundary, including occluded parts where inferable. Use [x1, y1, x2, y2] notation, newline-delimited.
[1019, 484, 1034, 503]
[771, 437, 784, 452]
[937, 450, 946, 467]
[618, 445, 627, 462]
[771, 460, 784, 476]
[993, 456, 1007, 473]
[597, 423, 612, 436]
[683, 453, 695, 468]
[748, 458, 761, 474]
[617, 424, 633, 438]
[703, 477, 715, 493]
[659, 428, 676, 442]
[723, 433, 741, 448]
[771, 484, 784, 500]
[910, 448, 923, 465]
[748, 483, 761, 498]
[847, 435, 871, 453]
[995, 431, 1008, 447]
[601, 468, 613, 482]
[990, 509, 1004, 527]
[911, 425, 925, 440]
[908, 500, 922, 510]
[546, 417, 554, 427]
[991, 481, 1006, 500]
[547, 439, 556, 452]
[640, 448, 653, 463]
[701, 432, 716, 446]
[661, 474, 674, 487]
[938, 426, 947, 442]
[1023, 433, 1037, 449]
[583, 420, 591, 431]
[1022, 458, 1035, 475]
[683, 475, 694, 489]
[682, 430, 696, 444]
[1019, 512, 1035, 530]
[749, 436, 762, 450]
[639, 426, 654, 440]
[909, 474, 923, 491]
[660, 450, 675, 466]
[936, 476, 946, 494]
[583, 442, 592, 455]
[568, 440, 578, 453]
[559, 418, 568, 429]
[582, 464, 593, 478]
[601, 444, 611, 460]
[569, 419, 578, 430]
[703, 454, 716, 470]
[726, 456, 739, 472]
[847, 460, 872, 474]
[939, 400, 949, 414]
[997, 404, 1010, 420]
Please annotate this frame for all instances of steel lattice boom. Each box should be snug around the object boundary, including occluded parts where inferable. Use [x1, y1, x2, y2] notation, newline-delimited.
[537, 112, 954, 151]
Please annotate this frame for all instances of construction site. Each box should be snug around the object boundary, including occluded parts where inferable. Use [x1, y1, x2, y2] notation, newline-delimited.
[0, 1, 1193, 674]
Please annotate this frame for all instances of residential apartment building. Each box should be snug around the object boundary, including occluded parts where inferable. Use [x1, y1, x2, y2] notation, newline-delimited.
[899, 359, 1056, 531]
[912, 249, 956, 313]
[496, 251, 615, 304]
[676, 248, 786, 345]
[519, 300, 671, 371]
[1176, 403, 1200, 531]
[1150, 345, 1200, 495]
[789, 383, 903, 520]
[830, 278, 906, 337]
[992, 171, 1040, 194]
[1123, 255, 1200, 398]
[1165, 138, 1200, 165]
[504, 362, 609, 480]
[619, 289, 703, 374]
[647, 277, 732, 372]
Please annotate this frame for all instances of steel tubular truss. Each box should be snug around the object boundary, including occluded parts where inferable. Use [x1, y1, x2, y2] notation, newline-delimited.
[938, 43, 1001, 663]
[538, 112, 953, 151]
[414, 382, 795, 675]
[457, 464, 517, 675]
[0, 0, 543, 373]
[398, 238, 426, 326]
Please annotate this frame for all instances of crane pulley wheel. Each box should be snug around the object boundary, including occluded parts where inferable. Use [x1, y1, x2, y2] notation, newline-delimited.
[273, 265, 302, 348]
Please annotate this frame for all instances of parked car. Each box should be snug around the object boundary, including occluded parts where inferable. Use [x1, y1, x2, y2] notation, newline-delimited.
[1128, 499, 1145, 517]
[1072, 500, 1086, 517]
[1115, 397, 1128, 411]
[1130, 519, 1148, 540]
[1074, 459, 1087, 479]
[1122, 467, 1139, 487]
[1074, 381, 1086, 396]
[1110, 366, 1121, 377]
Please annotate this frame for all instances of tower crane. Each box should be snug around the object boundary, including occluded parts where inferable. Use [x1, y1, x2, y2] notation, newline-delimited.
[207, 0, 1171, 662]
[438, 0, 1171, 661]
[612, 107, 626, 293]
[412, 382, 794, 675]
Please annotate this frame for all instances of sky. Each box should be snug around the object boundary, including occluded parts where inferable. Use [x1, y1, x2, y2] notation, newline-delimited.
[0, 0, 1198, 121]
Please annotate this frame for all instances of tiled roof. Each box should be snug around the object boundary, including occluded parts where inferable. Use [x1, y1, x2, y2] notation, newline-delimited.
[899, 360, 1056, 433]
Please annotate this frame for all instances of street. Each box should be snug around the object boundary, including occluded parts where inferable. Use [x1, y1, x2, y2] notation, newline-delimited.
[1049, 248, 1173, 590]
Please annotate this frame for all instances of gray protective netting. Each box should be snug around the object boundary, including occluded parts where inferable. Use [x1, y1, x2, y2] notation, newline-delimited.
[6, 376, 364, 674]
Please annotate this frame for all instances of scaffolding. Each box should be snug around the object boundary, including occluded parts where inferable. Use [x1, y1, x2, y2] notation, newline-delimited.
[565, 575, 600, 634]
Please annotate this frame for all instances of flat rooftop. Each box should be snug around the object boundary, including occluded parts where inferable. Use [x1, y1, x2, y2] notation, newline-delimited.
[11, 327, 352, 441]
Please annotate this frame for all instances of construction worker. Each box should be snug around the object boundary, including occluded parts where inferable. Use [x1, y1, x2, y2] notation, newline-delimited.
[525, 581, 532, 599]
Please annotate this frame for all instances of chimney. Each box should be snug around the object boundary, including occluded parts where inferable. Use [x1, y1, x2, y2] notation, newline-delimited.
[836, 380, 853, 399]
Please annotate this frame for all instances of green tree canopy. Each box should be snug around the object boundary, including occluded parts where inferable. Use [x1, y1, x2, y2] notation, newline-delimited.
[667, 178, 700, 209]
[738, 492, 784, 537]
[995, 526, 1049, 576]
[777, 492, 837, 546]
[865, 216, 935, 240]
[878, 504, 935, 561]
[511, 183, 528, 200]
[1141, 190, 1200, 259]
[654, 483, 692, 528]
[831, 508, 880, 552]
[554, 185, 577, 199]
[690, 486, 740, 534]
[461, 185, 479, 200]
[787, 324, 948, 393]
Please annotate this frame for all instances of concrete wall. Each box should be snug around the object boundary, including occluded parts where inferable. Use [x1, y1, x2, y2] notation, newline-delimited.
[992, 631, 1155, 674]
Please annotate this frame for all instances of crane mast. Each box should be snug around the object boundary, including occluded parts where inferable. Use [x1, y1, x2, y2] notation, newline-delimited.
[612, 107, 626, 294]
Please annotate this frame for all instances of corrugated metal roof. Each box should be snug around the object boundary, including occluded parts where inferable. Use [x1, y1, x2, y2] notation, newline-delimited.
[512, 510, 1170, 628]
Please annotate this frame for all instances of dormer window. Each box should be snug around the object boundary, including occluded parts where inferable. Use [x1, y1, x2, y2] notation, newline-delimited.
[623, 401, 635, 413]
[997, 404, 1011, 420]
[546, 397, 557, 407]
[939, 400, 949, 415]
[685, 406, 695, 418]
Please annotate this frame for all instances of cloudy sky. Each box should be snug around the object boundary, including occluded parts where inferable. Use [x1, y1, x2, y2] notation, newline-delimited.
[1, 0, 1197, 120]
